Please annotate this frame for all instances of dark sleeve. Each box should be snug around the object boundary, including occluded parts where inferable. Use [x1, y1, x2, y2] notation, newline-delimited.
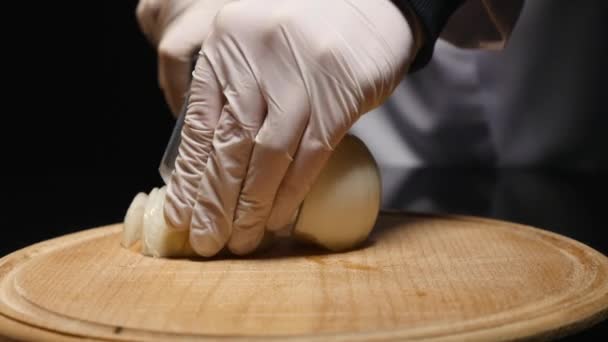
[390, 0, 466, 72]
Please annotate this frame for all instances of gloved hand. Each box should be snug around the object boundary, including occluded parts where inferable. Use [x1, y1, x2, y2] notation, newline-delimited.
[136, 0, 235, 116]
[164, 0, 419, 256]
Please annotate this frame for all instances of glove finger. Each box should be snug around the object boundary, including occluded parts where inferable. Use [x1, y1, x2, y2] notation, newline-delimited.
[265, 125, 338, 233]
[189, 54, 266, 257]
[223, 18, 313, 254]
[157, 1, 229, 116]
[135, 0, 163, 45]
[265, 62, 360, 232]
[164, 54, 223, 230]
[265, 54, 358, 232]
[158, 44, 195, 116]
[227, 93, 310, 255]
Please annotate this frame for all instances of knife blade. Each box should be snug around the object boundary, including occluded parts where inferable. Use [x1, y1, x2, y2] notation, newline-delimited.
[159, 94, 189, 185]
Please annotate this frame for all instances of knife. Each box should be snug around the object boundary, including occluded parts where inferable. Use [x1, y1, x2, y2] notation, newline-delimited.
[159, 94, 189, 185]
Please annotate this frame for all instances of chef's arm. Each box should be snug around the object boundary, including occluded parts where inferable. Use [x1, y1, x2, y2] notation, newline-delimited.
[391, 0, 525, 72]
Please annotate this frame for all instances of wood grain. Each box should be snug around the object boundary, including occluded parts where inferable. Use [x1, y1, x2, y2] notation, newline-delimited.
[1, 213, 607, 341]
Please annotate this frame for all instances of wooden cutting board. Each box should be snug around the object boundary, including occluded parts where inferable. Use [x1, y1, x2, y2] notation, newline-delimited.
[1, 213, 607, 341]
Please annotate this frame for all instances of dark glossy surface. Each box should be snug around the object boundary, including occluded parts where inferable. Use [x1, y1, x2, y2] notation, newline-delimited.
[380, 167, 608, 257]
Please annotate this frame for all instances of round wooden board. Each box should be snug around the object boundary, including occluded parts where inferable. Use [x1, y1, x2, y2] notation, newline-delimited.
[1, 213, 607, 341]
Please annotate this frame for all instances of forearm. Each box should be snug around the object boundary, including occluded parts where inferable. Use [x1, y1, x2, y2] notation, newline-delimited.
[390, 0, 525, 71]
[390, 0, 466, 72]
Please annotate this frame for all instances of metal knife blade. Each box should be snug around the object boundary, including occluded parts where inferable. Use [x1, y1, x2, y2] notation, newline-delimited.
[159, 94, 189, 185]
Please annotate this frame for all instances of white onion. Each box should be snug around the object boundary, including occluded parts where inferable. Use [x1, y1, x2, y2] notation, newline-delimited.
[122, 134, 381, 256]
[292, 134, 381, 251]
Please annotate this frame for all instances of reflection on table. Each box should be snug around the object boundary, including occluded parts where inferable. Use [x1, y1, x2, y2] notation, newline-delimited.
[379, 167, 607, 257]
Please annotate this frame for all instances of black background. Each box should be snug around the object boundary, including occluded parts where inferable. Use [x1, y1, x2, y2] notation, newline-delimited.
[2, 0, 606, 340]
[6, 1, 175, 249]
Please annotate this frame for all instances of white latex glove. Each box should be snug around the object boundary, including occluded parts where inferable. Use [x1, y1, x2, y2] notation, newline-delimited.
[136, 0, 234, 115]
[164, 0, 418, 256]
